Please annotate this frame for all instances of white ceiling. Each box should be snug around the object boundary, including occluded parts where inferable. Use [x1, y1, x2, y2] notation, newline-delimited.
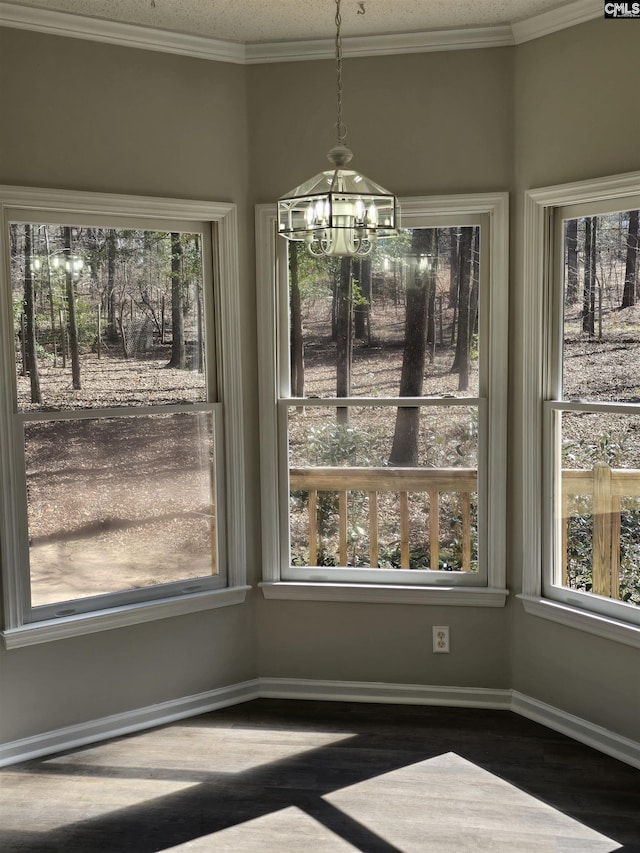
[0, 0, 598, 44]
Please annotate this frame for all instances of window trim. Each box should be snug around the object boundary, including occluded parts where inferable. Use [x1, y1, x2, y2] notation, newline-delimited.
[0, 186, 248, 648]
[255, 192, 509, 606]
[519, 170, 640, 643]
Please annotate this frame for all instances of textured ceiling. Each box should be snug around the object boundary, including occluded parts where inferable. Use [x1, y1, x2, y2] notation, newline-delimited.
[2, 0, 582, 43]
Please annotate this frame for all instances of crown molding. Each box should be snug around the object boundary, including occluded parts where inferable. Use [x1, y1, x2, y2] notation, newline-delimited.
[512, 0, 601, 44]
[0, 0, 603, 64]
[245, 26, 514, 64]
[0, 2, 246, 63]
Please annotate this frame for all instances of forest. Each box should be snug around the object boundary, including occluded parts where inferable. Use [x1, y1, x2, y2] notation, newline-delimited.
[10, 223, 215, 607]
[12, 223, 206, 411]
[9, 208, 640, 606]
[284, 212, 640, 607]
[285, 226, 482, 572]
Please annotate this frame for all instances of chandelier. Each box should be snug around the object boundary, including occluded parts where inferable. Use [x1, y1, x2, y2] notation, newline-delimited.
[277, 0, 399, 258]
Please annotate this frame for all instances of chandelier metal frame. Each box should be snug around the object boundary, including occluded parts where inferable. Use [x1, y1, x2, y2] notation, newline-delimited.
[277, 0, 399, 258]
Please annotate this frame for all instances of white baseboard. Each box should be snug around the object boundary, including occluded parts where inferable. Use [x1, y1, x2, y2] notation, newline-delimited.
[0, 679, 260, 767]
[2, 677, 638, 772]
[258, 677, 512, 709]
[511, 691, 640, 771]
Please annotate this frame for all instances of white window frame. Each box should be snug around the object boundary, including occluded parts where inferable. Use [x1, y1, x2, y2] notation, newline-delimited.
[520, 171, 640, 649]
[255, 193, 509, 606]
[0, 187, 249, 648]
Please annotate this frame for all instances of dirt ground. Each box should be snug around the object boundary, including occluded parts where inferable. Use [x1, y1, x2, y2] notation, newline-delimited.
[17, 354, 217, 607]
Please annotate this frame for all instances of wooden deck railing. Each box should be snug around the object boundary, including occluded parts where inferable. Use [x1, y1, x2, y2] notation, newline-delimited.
[289, 466, 477, 570]
[562, 463, 640, 599]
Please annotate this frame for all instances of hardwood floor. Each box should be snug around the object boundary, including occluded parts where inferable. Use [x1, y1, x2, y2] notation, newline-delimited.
[1, 699, 639, 852]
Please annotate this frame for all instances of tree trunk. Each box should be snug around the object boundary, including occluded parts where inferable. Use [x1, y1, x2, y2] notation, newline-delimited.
[389, 229, 437, 466]
[289, 244, 305, 397]
[449, 228, 459, 308]
[354, 258, 372, 342]
[336, 257, 352, 424]
[582, 217, 596, 336]
[621, 209, 639, 309]
[469, 226, 480, 339]
[23, 225, 41, 403]
[192, 234, 204, 373]
[43, 228, 58, 367]
[451, 227, 473, 391]
[166, 232, 186, 369]
[427, 273, 436, 364]
[63, 226, 81, 390]
[566, 218, 579, 303]
[106, 229, 118, 343]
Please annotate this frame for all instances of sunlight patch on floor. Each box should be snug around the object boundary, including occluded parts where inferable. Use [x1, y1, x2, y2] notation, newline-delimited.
[160, 806, 357, 852]
[324, 752, 622, 852]
[43, 724, 356, 775]
[0, 773, 197, 832]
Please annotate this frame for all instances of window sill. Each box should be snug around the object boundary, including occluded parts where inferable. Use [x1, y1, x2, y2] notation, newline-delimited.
[260, 582, 509, 607]
[1, 586, 251, 649]
[518, 594, 640, 649]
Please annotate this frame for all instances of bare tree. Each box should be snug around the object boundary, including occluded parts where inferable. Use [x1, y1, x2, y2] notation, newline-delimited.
[23, 225, 41, 403]
[290, 244, 305, 397]
[621, 209, 639, 309]
[63, 226, 81, 390]
[166, 232, 186, 369]
[566, 218, 579, 303]
[389, 229, 438, 466]
[354, 257, 372, 343]
[449, 227, 459, 308]
[106, 229, 118, 343]
[451, 227, 474, 391]
[582, 217, 596, 336]
[335, 257, 353, 424]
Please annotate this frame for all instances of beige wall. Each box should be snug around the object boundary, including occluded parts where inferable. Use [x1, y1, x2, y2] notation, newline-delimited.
[0, 28, 260, 743]
[248, 49, 514, 203]
[0, 18, 639, 750]
[511, 19, 640, 740]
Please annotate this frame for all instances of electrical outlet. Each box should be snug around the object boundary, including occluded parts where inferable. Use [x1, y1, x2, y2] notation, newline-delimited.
[432, 625, 450, 653]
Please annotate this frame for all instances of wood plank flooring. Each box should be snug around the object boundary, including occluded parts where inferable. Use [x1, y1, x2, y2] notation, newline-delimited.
[1, 699, 639, 852]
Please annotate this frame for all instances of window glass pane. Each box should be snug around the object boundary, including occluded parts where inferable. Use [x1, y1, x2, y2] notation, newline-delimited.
[288, 404, 478, 570]
[288, 405, 478, 468]
[11, 224, 207, 411]
[288, 226, 480, 399]
[25, 411, 218, 607]
[559, 410, 640, 607]
[562, 210, 640, 402]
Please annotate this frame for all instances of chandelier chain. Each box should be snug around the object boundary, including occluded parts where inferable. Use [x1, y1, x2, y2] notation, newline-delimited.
[335, 0, 347, 145]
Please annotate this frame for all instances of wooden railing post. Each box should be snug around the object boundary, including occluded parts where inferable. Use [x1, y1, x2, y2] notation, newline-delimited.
[461, 492, 471, 572]
[429, 491, 439, 571]
[399, 491, 410, 568]
[339, 491, 348, 565]
[368, 491, 379, 567]
[309, 490, 318, 566]
[592, 462, 612, 597]
[611, 494, 621, 600]
[561, 491, 569, 586]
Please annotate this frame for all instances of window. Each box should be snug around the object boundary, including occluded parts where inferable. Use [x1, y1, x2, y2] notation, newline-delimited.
[522, 172, 640, 647]
[0, 188, 247, 647]
[256, 194, 508, 605]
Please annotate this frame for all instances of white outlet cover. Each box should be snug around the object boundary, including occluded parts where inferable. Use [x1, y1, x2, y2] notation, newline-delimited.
[432, 626, 450, 653]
